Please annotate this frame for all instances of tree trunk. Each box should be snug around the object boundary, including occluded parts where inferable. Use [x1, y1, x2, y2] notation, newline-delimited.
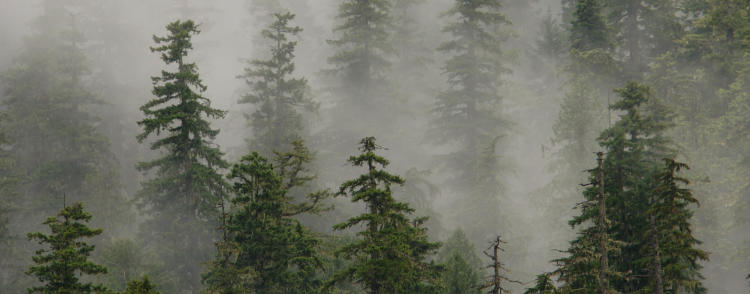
[597, 152, 609, 294]
[651, 213, 664, 294]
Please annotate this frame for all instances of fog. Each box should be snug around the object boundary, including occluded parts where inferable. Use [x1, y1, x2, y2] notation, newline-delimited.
[0, 0, 747, 293]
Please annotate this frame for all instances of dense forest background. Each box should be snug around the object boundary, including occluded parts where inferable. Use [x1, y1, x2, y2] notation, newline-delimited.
[0, 0, 749, 293]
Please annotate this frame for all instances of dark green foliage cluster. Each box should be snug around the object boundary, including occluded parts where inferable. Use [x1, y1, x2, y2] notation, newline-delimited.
[120, 277, 161, 294]
[327, 137, 441, 293]
[544, 82, 708, 294]
[203, 150, 322, 293]
[26, 203, 108, 294]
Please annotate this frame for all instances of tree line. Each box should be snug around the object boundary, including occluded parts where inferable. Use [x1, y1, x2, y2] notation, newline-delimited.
[1, 0, 748, 293]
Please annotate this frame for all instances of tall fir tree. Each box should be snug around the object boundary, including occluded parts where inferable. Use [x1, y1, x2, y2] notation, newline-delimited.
[328, 0, 392, 107]
[430, 0, 513, 242]
[26, 203, 108, 293]
[325, 137, 441, 293]
[641, 158, 708, 293]
[239, 12, 317, 157]
[551, 82, 681, 293]
[135, 20, 229, 293]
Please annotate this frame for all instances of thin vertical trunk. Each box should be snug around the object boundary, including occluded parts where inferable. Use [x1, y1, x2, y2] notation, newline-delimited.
[597, 151, 609, 294]
[650, 209, 664, 294]
[493, 236, 500, 294]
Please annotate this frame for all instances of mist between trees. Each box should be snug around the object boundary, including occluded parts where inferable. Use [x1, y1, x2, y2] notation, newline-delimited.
[0, 0, 748, 293]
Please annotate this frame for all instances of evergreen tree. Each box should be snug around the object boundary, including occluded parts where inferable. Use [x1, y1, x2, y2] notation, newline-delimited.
[641, 158, 708, 293]
[431, 0, 512, 242]
[26, 203, 108, 293]
[239, 12, 317, 156]
[567, 0, 618, 79]
[203, 150, 323, 293]
[396, 168, 444, 236]
[606, 0, 683, 80]
[204, 141, 328, 293]
[0, 2, 129, 291]
[597, 82, 673, 292]
[121, 277, 161, 294]
[438, 230, 482, 294]
[552, 82, 677, 293]
[0, 0, 128, 235]
[135, 19, 229, 293]
[328, 0, 392, 106]
[325, 137, 441, 293]
[570, 0, 610, 52]
[549, 75, 606, 193]
[523, 273, 555, 294]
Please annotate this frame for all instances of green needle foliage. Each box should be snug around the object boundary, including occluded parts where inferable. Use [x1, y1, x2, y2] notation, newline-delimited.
[523, 273, 556, 294]
[326, 137, 441, 294]
[570, 0, 610, 52]
[551, 82, 703, 293]
[239, 12, 317, 156]
[643, 158, 708, 293]
[26, 202, 108, 294]
[135, 19, 229, 293]
[121, 277, 161, 294]
[204, 151, 322, 293]
[438, 230, 482, 294]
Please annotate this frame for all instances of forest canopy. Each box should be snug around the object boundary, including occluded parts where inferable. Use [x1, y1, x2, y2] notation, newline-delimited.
[0, 0, 748, 293]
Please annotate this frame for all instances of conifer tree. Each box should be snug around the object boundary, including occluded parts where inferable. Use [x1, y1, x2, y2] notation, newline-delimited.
[0, 3, 129, 290]
[523, 273, 555, 294]
[567, 0, 618, 80]
[570, 0, 610, 52]
[604, 0, 682, 80]
[326, 137, 441, 293]
[26, 203, 108, 293]
[203, 147, 324, 293]
[328, 0, 392, 106]
[0, 0, 128, 235]
[207, 153, 321, 293]
[239, 12, 317, 156]
[121, 277, 161, 294]
[552, 82, 677, 293]
[431, 0, 512, 242]
[438, 230, 482, 294]
[135, 19, 229, 293]
[642, 158, 708, 293]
